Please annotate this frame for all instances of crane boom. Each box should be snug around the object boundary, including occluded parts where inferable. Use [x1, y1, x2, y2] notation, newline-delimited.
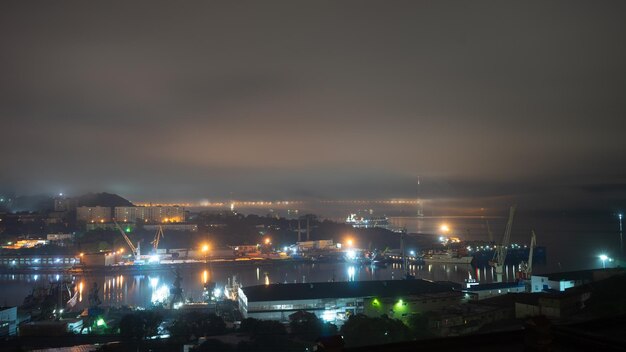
[151, 226, 164, 252]
[486, 219, 494, 243]
[527, 230, 536, 274]
[517, 230, 537, 280]
[113, 219, 139, 258]
[493, 206, 516, 267]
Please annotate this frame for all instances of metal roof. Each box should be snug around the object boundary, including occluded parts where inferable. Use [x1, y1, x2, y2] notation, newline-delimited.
[241, 279, 453, 302]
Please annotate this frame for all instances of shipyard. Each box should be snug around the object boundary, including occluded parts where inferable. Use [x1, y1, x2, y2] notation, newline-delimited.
[1, 194, 625, 351]
[2, 1, 626, 351]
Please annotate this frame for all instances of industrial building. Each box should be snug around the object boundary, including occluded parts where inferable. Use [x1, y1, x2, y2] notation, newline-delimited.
[464, 281, 527, 300]
[0, 306, 17, 337]
[238, 279, 462, 326]
[530, 268, 625, 292]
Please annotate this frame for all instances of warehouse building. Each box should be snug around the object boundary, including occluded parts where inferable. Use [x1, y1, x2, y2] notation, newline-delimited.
[238, 279, 462, 326]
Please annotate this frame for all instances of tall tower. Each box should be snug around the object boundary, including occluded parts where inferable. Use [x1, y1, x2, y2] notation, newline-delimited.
[417, 176, 424, 217]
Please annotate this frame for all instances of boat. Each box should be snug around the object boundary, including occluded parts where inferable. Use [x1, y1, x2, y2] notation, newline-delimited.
[345, 211, 390, 229]
[422, 250, 473, 264]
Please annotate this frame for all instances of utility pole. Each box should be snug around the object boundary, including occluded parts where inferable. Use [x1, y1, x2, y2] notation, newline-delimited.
[297, 218, 302, 242]
[619, 213, 623, 257]
[306, 217, 310, 241]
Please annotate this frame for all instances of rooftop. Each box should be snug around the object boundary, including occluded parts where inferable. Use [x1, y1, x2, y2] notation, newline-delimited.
[241, 279, 453, 302]
[535, 268, 625, 281]
[466, 281, 525, 291]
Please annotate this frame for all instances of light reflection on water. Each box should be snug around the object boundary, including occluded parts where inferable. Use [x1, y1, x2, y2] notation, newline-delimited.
[0, 262, 526, 309]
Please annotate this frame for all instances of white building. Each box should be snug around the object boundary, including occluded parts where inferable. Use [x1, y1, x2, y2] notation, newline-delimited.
[76, 206, 112, 223]
[114, 206, 185, 223]
[530, 268, 625, 293]
[47, 233, 73, 241]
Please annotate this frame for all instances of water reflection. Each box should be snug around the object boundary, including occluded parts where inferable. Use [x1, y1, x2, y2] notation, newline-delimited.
[0, 262, 522, 308]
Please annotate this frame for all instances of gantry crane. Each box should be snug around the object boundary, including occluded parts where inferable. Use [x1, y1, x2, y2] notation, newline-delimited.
[113, 219, 140, 261]
[490, 205, 516, 282]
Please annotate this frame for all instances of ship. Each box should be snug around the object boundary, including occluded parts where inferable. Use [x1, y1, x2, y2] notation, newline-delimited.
[422, 250, 474, 264]
[345, 211, 390, 229]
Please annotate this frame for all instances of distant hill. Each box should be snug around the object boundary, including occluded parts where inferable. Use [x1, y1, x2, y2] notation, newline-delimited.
[76, 192, 134, 207]
[8, 195, 54, 212]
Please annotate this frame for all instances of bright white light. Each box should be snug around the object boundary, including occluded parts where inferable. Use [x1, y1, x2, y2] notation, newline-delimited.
[322, 310, 336, 322]
[599, 254, 608, 261]
[439, 236, 445, 242]
[149, 277, 159, 288]
[336, 243, 342, 249]
[283, 246, 288, 252]
[173, 301, 183, 309]
[148, 255, 160, 263]
[409, 250, 415, 256]
[55, 258, 61, 263]
[346, 250, 356, 260]
[151, 284, 169, 304]
[213, 287, 222, 298]
[347, 266, 356, 281]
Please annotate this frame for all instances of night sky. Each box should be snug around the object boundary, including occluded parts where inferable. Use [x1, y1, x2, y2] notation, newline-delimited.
[1, 1, 625, 210]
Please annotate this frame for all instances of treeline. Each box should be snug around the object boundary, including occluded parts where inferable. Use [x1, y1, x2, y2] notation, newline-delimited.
[99, 309, 433, 351]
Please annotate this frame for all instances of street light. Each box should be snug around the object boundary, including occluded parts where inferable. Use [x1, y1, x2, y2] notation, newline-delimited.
[440, 224, 450, 233]
[346, 238, 354, 247]
[202, 244, 210, 264]
[599, 254, 609, 268]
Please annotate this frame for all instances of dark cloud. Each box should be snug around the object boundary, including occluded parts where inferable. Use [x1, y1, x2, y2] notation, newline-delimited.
[0, 1, 625, 210]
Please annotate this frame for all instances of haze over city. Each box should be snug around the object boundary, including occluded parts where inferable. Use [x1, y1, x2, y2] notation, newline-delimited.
[1, 1, 625, 213]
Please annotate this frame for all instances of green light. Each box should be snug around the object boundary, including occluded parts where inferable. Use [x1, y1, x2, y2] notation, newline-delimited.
[96, 318, 107, 327]
[125, 227, 131, 233]
[372, 298, 380, 306]
[395, 299, 404, 307]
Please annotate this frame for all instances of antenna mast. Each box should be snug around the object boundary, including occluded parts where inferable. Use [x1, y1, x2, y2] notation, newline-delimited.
[417, 176, 424, 217]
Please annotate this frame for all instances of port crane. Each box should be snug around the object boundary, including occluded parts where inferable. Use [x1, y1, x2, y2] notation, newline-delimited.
[151, 226, 164, 253]
[517, 230, 536, 280]
[490, 205, 516, 282]
[113, 219, 141, 261]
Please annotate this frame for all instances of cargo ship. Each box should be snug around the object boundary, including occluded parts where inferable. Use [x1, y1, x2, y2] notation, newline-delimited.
[422, 250, 473, 264]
